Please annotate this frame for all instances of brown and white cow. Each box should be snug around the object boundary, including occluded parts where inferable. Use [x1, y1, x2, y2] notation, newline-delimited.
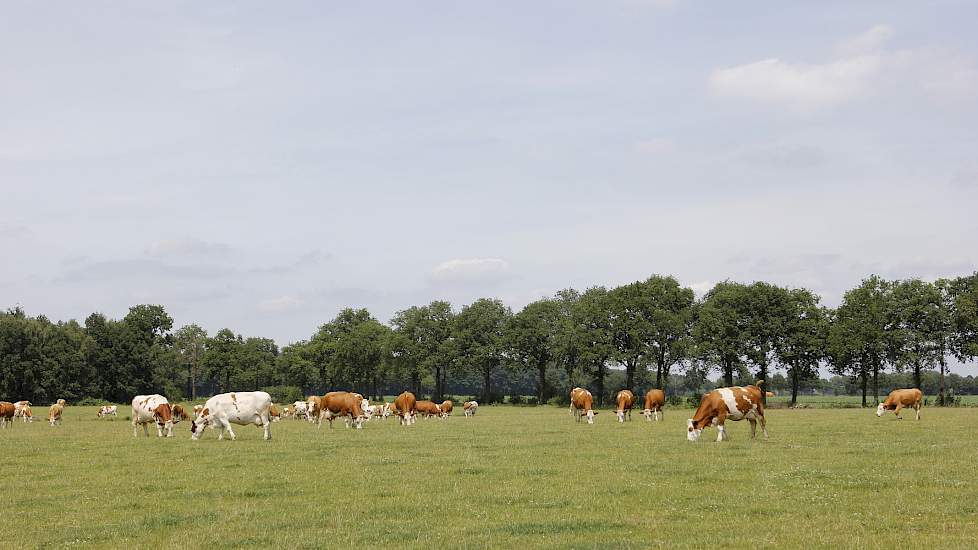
[193, 404, 204, 417]
[56, 398, 66, 407]
[440, 400, 454, 418]
[570, 387, 597, 424]
[687, 381, 768, 442]
[463, 400, 478, 417]
[269, 404, 281, 422]
[0, 402, 15, 428]
[642, 389, 665, 422]
[306, 396, 323, 425]
[14, 401, 33, 423]
[877, 388, 923, 420]
[614, 390, 635, 422]
[48, 403, 65, 426]
[415, 400, 443, 419]
[171, 404, 190, 423]
[394, 391, 417, 426]
[97, 405, 118, 418]
[320, 392, 367, 429]
[131, 394, 174, 437]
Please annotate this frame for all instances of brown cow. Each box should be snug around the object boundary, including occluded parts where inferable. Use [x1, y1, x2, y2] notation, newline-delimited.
[440, 400, 454, 418]
[0, 402, 15, 428]
[171, 404, 190, 423]
[463, 400, 478, 417]
[393, 391, 417, 426]
[307, 396, 323, 425]
[415, 400, 443, 419]
[320, 392, 367, 429]
[642, 389, 665, 422]
[56, 398, 66, 407]
[570, 387, 597, 424]
[877, 388, 923, 420]
[687, 381, 768, 442]
[614, 390, 635, 422]
[48, 403, 65, 426]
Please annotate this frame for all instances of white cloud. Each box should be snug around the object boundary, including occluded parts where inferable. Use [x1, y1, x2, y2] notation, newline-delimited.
[257, 295, 304, 313]
[146, 238, 232, 258]
[634, 138, 675, 154]
[687, 281, 714, 297]
[430, 258, 511, 284]
[709, 24, 977, 109]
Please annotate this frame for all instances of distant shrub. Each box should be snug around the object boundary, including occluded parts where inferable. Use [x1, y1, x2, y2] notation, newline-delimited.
[666, 394, 683, 407]
[547, 396, 566, 407]
[686, 394, 702, 408]
[261, 385, 305, 404]
[526, 396, 539, 406]
[75, 397, 106, 406]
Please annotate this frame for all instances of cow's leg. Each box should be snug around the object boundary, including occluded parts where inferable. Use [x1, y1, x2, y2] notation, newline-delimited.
[657, 409, 663, 421]
[132, 419, 139, 437]
[262, 415, 271, 440]
[749, 417, 757, 439]
[915, 403, 921, 420]
[143, 422, 150, 437]
[758, 412, 768, 439]
[223, 420, 236, 441]
[894, 404, 904, 419]
[716, 423, 727, 442]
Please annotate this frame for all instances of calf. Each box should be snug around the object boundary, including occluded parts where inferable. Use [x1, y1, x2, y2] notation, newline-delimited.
[440, 400, 454, 418]
[0, 402, 14, 428]
[131, 394, 174, 437]
[191, 391, 273, 441]
[48, 403, 64, 426]
[14, 401, 33, 423]
[394, 391, 417, 426]
[687, 381, 768, 442]
[97, 405, 118, 418]
[614, 390, 635, 422]
[570, 388, 597, 424]
[642, 389, 665, 422]
[463, 401, 479, 417]
[877, 388, 923, 420]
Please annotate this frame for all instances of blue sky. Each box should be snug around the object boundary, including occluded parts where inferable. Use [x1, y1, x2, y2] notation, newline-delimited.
[2, 2, 977, 373]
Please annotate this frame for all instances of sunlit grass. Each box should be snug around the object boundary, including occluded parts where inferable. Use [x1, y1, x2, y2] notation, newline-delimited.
[3, 404, 975, 548]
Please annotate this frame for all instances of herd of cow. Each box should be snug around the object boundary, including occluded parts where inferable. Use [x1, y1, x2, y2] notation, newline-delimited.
[0, 382, 924, 442]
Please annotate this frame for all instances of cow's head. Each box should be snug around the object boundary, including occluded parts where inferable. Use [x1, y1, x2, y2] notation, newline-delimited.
[875, 403, 886, 417]
[190, 407, 210, 440]
[585, 409, 596, 424]
[687, 418, 703, 442]
[615, 410, 626, 423]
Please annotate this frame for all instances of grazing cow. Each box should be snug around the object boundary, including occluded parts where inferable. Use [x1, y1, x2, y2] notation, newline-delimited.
[171, 404, 191, 423]
[48, 403, 64, 426]
[193, 404, 204, 417]
[320, 392, 367, 429]
[97, 405, 118, 418]
[570, 388, 597, 424]
[877, 388, 923, 420]
[415, 400, 443, 419]
[191, 391, 273, 441]
[642, 389, 665, 422]
[614, 390, 636, 422]
[687, 381, 768, 442]
[306, 396, 323, 424]
[0, 402, 14, 428]
[440, 400, 454, 418]
[269, 404, 281, 422]
[569, 387, 585, 416]
[394, 391, 417, 426]
[463, 401, 478, 417]
[131, 394, 174, 437]
[14, 401, 33, 423]
[291, 401, 308, 420]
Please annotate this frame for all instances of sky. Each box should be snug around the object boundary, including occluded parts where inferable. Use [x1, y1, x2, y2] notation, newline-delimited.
[2, 2, 977, 367]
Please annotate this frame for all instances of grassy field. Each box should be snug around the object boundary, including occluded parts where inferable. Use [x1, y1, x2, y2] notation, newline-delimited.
[766, 394, 978, 407]
[4, 404, 977, 549]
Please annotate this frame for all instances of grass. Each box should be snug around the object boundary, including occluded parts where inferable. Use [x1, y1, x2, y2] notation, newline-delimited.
[766, 394, 978, 407]
[3, 404, 976, 549]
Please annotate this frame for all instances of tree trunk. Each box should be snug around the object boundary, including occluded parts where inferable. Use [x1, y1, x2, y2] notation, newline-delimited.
[595, 362, 606, 405]
[655, 364, 663, 389]
[938, 350, 947, 406]
[790, 365, 799, 407]
[625, 360, 635, 392]
[872, 362, 880, 405]
[757, 363, 768, 405]
[482, 364, 492, 404]
[661, 364, 670, 393]
[860, 370, 868, 407]
[435, 366, 442, 401]
[913, 360, 921, 390]
[723, 359, 734, 387]
[537, 363, 547, 402]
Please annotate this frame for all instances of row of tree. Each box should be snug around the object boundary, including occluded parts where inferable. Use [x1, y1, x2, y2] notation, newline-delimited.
[1, 273, 976, 406]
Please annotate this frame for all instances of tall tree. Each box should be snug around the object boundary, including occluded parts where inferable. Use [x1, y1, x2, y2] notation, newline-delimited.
[202, 328, 242, 393]
[573, 287, 614, 404]
[888, 279, 944, 390]
[506, 298, 561, 401]
[173, 324, 207, 400]
[694, 282, 751, 387]
[776, 288, 828, 406]
[831, 276, 891, 406]
[455, 298, 510, 403]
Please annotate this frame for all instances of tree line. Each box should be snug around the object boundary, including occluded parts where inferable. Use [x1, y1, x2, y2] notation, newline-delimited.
[2, 273, 976, 407]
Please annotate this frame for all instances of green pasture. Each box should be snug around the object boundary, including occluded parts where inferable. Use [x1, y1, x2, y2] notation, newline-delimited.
[3, 404, 976, 549]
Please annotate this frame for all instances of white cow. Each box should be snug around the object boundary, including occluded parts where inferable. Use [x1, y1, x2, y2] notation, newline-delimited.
[291, 401, 308, 420]
[13, 401, 33, 423]
[191, 391, 272, 441]
[131, 394, 174, 438]
[463, 400, 479, 417]
[97, 405, 118, 418]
